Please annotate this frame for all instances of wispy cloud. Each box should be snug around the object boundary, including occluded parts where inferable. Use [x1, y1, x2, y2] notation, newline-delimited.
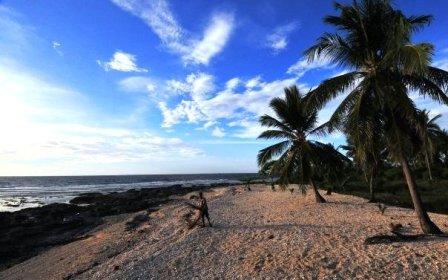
[97, 51, 148, 72]
[0, 59, 202, 175]
[266, 22, 299, 53]
[110, 0, 234, 65]
[211, 126, 226, 137]
[52, 41, 63, 56]
[228, 119, 265, 139]
[119, 76, 156, 93]
[184, 13, 234, 65]
[0, 5, 35, 52]
[434, 58, 448, 71]
[287, 56, 334, 77]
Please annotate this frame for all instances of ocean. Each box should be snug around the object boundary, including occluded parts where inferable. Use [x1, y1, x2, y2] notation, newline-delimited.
[0, 173, 258, 212]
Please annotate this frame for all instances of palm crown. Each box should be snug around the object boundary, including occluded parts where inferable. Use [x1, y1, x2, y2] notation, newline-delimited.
[258, 86, 347, 202]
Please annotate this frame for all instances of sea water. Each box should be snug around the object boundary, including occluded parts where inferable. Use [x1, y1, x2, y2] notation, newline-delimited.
[0, 173, 257, 212]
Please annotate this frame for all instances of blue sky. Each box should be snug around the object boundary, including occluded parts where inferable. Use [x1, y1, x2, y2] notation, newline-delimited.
[1, 0, 448, 175]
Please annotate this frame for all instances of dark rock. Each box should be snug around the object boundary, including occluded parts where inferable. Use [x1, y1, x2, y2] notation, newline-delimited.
[325, 261, 337, 269]
[0, 203, 99, 270]
[0, 184, 216, 270]
[125, 213, 150, 231]
[69, 192, 103, 204]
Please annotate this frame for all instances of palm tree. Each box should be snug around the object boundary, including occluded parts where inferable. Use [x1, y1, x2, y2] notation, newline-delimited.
[305, 0, 448, 233]
[416, 110, 444, 181]
[257, 86, 347, 203]
[318, 143, 352, 194]
[435, 129, 448, 167]
[259, 160, 278, 188]
[339, 133, 384, 202]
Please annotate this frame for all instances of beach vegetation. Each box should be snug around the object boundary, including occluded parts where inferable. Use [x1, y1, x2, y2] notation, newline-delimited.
[304, 0, 448, 234]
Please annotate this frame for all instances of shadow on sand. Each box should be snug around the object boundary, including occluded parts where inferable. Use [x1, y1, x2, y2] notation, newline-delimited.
[210, 223, 334, 232]
[365, 233, 448, 245]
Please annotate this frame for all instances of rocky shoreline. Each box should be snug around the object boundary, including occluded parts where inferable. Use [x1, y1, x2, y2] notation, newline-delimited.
[0, 183, 236, 270]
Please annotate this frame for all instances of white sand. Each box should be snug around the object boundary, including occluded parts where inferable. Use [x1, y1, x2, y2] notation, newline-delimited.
[2, 185, 448, 280]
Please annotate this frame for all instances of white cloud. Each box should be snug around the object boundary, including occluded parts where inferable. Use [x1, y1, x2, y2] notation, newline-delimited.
[0, 59, 202, 175]
[211, 126, 226, 137]
[245, 76, 263, 89]
[184, 13, 234, 65]
[203, 120, 217, 129]
[52, 41, 62, 55]
[167, 72, 215, 101]
[0, 6, 34, 51]
[266, 22, 299, 53]
[111, 0, 185, 52]
[158, 73, 301, 137]
[97, 51, 148, 72]
[228, 119, 265, 139]
[119, 76, 156, 93]
[187, 73, 215, 100]
[158, 100, 206, 128]
[225, 77, 240, 90]
[434, 58, 448, 71]
[287, 56, 334, 77]
[110, 0, 234, 65]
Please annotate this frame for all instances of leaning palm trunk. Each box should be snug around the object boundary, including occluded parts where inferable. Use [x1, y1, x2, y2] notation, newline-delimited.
[424, 151, 433, 181]
[310, 179, 326, 203]
[400, 155, 442, 234]
[368, 173, 376, 203]
[369, 164, 379, 202]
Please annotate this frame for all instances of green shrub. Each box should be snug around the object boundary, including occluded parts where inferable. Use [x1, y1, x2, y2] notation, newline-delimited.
[383, 168, 402, 181]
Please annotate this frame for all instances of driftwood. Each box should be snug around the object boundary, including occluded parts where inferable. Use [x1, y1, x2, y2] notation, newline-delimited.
[184, 202, 202, 229]
[184, 211, 202, 229]
[184, 193, 212, 229]
[377, 203, 387, 215]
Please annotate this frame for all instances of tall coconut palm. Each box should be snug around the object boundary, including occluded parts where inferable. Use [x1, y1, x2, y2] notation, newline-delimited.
[257, 86, 347, 203]
[319, 143, 353, 194]
[339, 132, 384, 202]
[259, 160, 278, 187]
[305, 0, 448, 233]
[416, 110, 445, 181]
[343, 103, 385, 202]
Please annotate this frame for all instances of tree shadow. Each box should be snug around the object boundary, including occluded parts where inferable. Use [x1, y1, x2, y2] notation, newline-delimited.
[365, 233, 448, 245]
[212, 223, 333, 231]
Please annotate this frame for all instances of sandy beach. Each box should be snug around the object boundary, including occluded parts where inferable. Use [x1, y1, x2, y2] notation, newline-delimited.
[2, 185, 448, 279]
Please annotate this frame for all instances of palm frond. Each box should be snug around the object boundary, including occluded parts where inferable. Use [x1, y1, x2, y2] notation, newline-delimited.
[257, 140, 291, 167]
[402, 74, 448, 105]
[259, 115, 293, 133]
[306, 71, 362, 111]
[258, 130, 293, 140]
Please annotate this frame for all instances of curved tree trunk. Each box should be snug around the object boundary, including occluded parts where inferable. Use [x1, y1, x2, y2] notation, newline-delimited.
[425, 151, 433, 181]
[368, 173, 376, 203]
[369, 164, 379, 202]
[310, 179, 326, 203]
[363, 170, 376, 202]
[400, 155, 442, 234]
